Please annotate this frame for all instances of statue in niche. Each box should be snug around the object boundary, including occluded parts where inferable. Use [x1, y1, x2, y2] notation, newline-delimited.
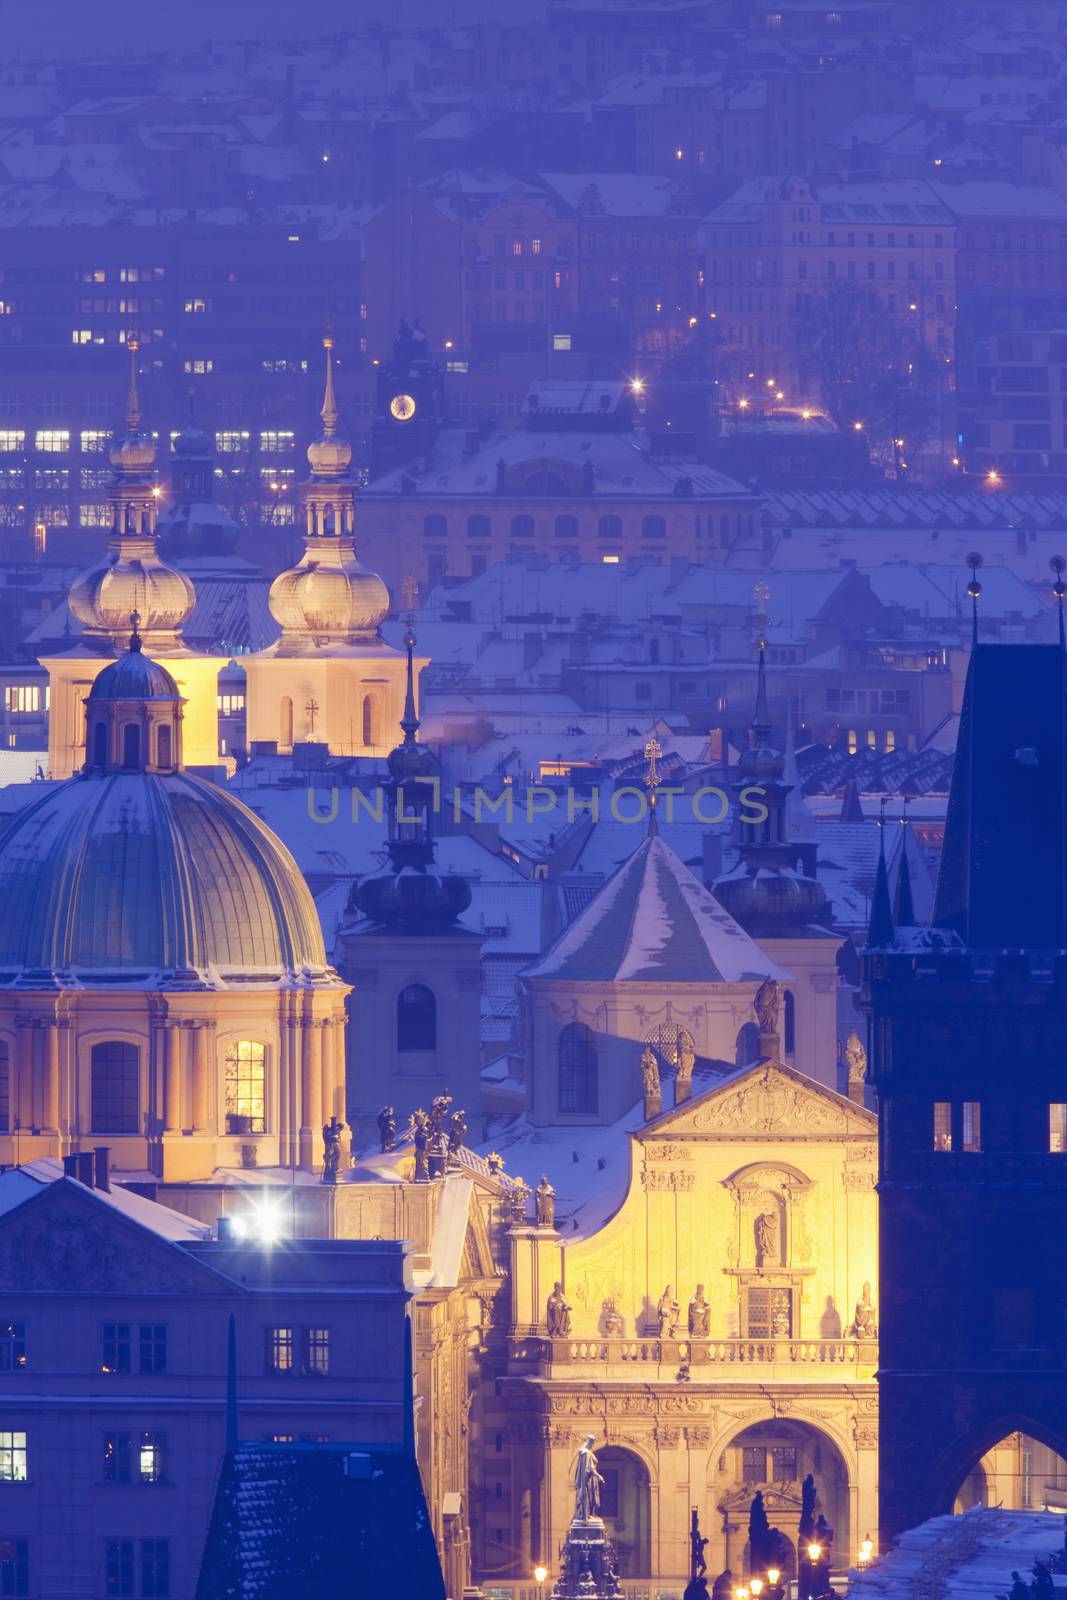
[688, 1284, 710, 1336]
[641, 1046, 660, 1097]
[848, 1281, 878, 1339]
[547, 1282, 572, 1337]
[657, 1284, 680, 1338]
[755, 1209, 780, 1268]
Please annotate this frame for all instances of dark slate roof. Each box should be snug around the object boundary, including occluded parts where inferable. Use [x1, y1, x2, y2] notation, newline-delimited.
[194, 1443, 445, 1600]
[934, 644, 1067, 948]
[525, 832, 786, 984]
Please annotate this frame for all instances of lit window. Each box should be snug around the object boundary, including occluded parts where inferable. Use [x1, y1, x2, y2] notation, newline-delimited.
[266, 1327, 295, 1373]
[217, 693, 246, 716]
[962, 1102, 981, 1152]
[101, 1323, 131, 1374]
[224, 1040, 265, 1134]
[139, 1433, 166, 1483]
[1051, 1104, 1067, 1153]
[0, 1434, 27, 1482]
[258, 466, 294, 484]
[531, 238, 542, 255]
[847, 728, 858, 755]
[215, 431, 250, 454]
[79, 504, 111, 527]
[552, 332, 571, 351]
[183, 359, 213, 375]
[511, 239, 523, 256]
[263, 502, 294, 526]
[139, 1324, 167, 1375]
[258, 430, 295, 453]
[885, 729, 896, 753]
[742, 1445, 766, 1483]
[302, 1328, 330, 1376]
[183, 298, 209, 313]
[33, 468, 68, 492]
[0, 1325, 26, 1371]
[3, 687, 38, 714]
[71, 329, 92, 345]
[933, 1102, 953, 1151]
[80, 430, 109, 454]
[34, 430, 69, 453]
[0, 432, 24, 453]
[0, 1537, 28, 1594]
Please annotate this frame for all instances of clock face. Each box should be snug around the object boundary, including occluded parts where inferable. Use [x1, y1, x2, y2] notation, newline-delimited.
[390, 392, 417, 421]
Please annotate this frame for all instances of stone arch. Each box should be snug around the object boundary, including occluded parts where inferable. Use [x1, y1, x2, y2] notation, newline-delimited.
[926, 1415, 1067, 1519]
[709, 1416, 852, 1580]
[735, 1021, 760, 1065]
[594, 1444, 651, 1578]
[722, 1161, 813, 1273]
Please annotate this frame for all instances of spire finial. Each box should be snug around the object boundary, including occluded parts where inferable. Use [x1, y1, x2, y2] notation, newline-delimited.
[966, 551, 983, 648]
[894, 797, 915, 926]
[125, 337, 142, 433]
[1052, 556, 1066, 648]
[867, 797, 895, 947]
[320, 332, 338, 437]
[399, 574, 420, 744]
[644, 734, 662, 835]
[129, 610, 142, 653]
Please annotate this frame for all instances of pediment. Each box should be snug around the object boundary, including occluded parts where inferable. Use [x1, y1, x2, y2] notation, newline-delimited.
[0, 1183, 227, 1296]
[640, 1060, 877, 1142]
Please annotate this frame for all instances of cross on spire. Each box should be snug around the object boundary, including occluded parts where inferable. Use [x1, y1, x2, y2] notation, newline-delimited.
[129, 610, 142, 652]
[644, 735, 663, 834]
[125, 337, 142, 433]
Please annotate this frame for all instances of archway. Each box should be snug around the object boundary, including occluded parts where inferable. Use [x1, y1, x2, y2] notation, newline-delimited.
[951, 1432, 1067, 1513]
[712, 1420, 850, 1580]
[597, 1447, 650, 1578]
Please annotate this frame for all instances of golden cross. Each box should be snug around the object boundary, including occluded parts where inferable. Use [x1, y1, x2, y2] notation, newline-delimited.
[644, 736, 663, 798]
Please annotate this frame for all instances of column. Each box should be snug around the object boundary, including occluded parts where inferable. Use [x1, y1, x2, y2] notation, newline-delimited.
[300, 1018, 322, 1168]
[163, 1024, 181, 1133]
[43, 1021, 60, 1133]
[276, 1012, 289, 1165]
[191, 1022, 210, 1132]
[320, 1017, 338, 1128]
[15, 1020, 33, 1131]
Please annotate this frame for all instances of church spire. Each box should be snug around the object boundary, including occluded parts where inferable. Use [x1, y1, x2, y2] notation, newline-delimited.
[125, 336, 142, 434]
[867, 800, 895, 948]
[893, 801, 916, 926]
[966, 552, 983, 648]
[320, 332, 339, 438]
[1052, 556, 1066, 649]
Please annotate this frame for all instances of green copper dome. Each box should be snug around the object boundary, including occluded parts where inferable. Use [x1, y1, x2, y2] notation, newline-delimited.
[0, 771, 330, 984]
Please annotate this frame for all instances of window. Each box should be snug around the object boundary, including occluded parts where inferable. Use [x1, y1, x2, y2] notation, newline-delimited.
[259, 430, 294, 453]
[510, 513, 534, 538]
[215, 431, 249, 454]
[102, 1432, 167, 1484]
[933, 1101, 953, 1151]
[224, 1040, 266, 1134]
[266, 1327, 295, 1373]
[641, 515, 666, 539]
[742, 1446, 766, 1483]
[102, 1323, 131, 1374]
[552, 333, 572, 351]
[0, 1538, 28, 1595]
[0, 1327, 25, 1373]
[783, 990, 795, 1056]
[81, 429, 109, 453]
[0, 1043, 8, 1133]
[962, 1101, 981, 1153]
[155, 725, 172, 768]
[558, 1022, 597, 1114]
[423, 512, 447, 539]
[466, 513, 490, 538]
[122, 725, 140, 770]
[0, 1435, 26, 1482]
[771, 1446, 798, 1481]
[280, 695, 293, 748]
[139, 1325, 166, 1374]
[3, 687, 39, 715]
[0, 433, 24, 453]
[397, 984, 436, 1052]
[105, 1538, 133, 1597]
[184, 359, 213, 375]
[303, 1328, 330, 1376]
[91, 1043, 139, 1134]
[34, 429, 69, 453]
[1051, 1104, 1067, 1153]
[554, 514, 578, 539]
[141, 1539, 170, 1597]
[746, 1286, 792, 1338]
[598, 513, 622, 540]
[361, 695, 375, 748]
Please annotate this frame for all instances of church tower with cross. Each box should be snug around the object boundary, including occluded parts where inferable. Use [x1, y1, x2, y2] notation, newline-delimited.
[39, 342, 227, 777]
[243, 337, 424, 758]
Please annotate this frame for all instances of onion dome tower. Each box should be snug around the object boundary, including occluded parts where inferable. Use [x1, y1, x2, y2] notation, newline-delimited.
[156, 395, 240, 563]
[40, 344, 226, 779]
[243, 338, 419, 758]
[0, 620, 348, 1178]
[335, 622, 482, 1139]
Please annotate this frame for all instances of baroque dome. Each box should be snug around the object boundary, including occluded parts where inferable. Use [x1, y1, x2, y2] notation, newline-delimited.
[88, 644, 180, 703]
[268, 538, 389, 640]
[0, 771, 330, 982]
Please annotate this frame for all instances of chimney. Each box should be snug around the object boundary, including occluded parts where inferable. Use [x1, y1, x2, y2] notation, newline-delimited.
[94, 1147, 111, 1193]
[61, 1153, 79, 1179]
[76, 1151, 94, 1186]
[217, 1216, 235, 1243]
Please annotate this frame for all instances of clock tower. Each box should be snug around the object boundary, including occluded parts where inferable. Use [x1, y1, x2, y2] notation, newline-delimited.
[369, 319, 445, 481]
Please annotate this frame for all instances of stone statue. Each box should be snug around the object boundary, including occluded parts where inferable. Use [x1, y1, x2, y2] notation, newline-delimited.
[688, 1284, 710, 1336]
[845, 1031, 867, 1084]
[377, 1104, 397, 1153]
[535, 1175, 556, 1227]
[602, 1300, 623, 1335]
[509, 1176, 530, 1222]
[690, 1509, 709, 1579]
[547, 1281, 572, 1337]
[754, 978, 779, 1039]
[428, 1127, 448, 1179]
[755, 1209, 779, 1267]
[573, 1434, 604, 1521]
[448, 1108, 468, 1158]
[411, 1108, 430, 1182]
[677, 1038, 695, 1089]
[486, 1150, 503, 1176]
[657, 1284, 680, 1338]
[641, 1046, 660, 1097]
[429, 1091, 452, 1137]
[322, 1117, 344, 1184]
[848, 1281, 878, 1339]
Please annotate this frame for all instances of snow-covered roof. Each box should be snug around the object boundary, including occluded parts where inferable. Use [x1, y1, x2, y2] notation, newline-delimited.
[0, 1160, 210, 1241]
[525, 831, 787, 985]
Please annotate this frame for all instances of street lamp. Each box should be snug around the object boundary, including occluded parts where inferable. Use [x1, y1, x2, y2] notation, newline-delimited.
[534, 1563, 548, 1588]
[858, 1534, 874, 1566]
[750, 1580, 764, 1595]
[807, 1544, 822, 1563]
[735, 1587, 749, 1600]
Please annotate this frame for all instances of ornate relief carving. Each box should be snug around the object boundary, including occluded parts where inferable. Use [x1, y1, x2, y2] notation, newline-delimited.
[655, 1425, 681, 1448]
[853, 1422, 878, 1450]
[641, 1169, 696, 1191]
[644, 1143, 692, 1162]
[686, 1425, 712, 1447]
[842, 1168, 877, 1192]
[691, 1067, 854, 1136]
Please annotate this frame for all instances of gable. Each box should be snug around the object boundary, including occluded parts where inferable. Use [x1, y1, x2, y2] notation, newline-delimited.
[640, 1060, 877, 1142]
[0, 1182, 231, 1296]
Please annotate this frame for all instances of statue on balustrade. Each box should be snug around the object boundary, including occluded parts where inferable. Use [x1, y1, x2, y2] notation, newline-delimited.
[377, 1104, 397, 1153]
[536, 1174, 556, 1227]
[657, 1284, 680, 1338]
[547, 1281, 572, 1337]
[848, 1281, 878, 1340]
[321, 1117, 344, 1185]
[688, 1284, 710, 1336]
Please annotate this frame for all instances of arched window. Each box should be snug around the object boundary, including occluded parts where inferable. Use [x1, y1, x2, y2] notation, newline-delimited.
[423, 513, 447, 539]
[466, 514, 491, 539]
[525, 470, 569, 495]
[0, 1039, 9, 1132]
[511, 513, 535, 538]
[224, 1040, 266, 1134]
[783, 990, 796, 1057]
[558, 1022, 598, 1114]
[122, 724, 140, 769]
[91, 1041, 139, 1134]
[280, 696, 293, 748]
[397, 984, 436, 1052]
[92, 721, 107, 768]
[361, 695, 375, 748]
[156, 724, 172, 768]
[735, 1021, 761, 1067]
[554, 514, 578, 539]
[598, 514, 622, 540]
[641, 515, 666, 539]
